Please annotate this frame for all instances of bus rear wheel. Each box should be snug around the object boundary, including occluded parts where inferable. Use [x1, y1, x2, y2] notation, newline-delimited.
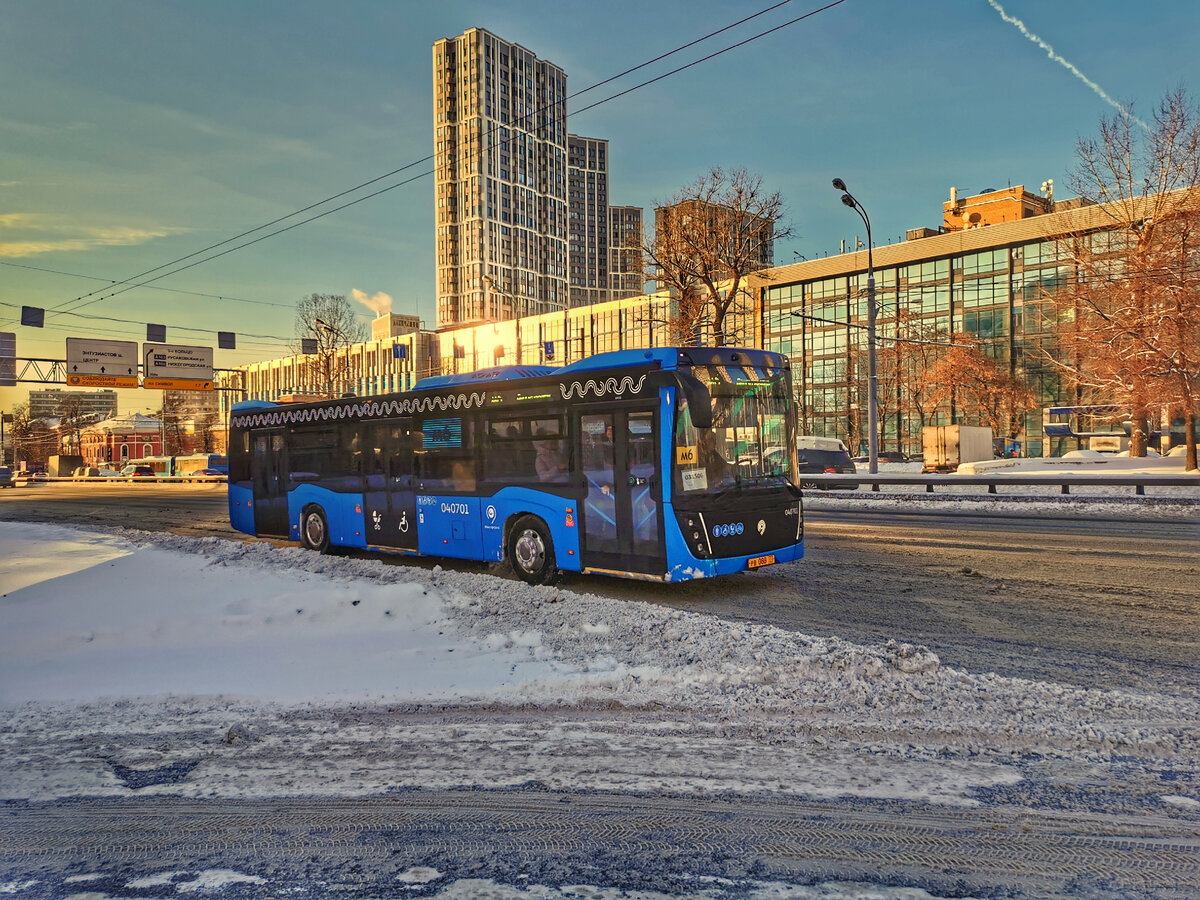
[300, 506, 331, 554]
[509, 515, 557, 586]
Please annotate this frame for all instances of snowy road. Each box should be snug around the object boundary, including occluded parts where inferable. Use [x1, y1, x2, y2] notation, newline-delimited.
[5, 789, 1199, 898]
[1, 495, 1198, 898]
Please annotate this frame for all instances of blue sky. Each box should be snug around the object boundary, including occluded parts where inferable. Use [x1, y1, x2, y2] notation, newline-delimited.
[2, 0, 1198, 413]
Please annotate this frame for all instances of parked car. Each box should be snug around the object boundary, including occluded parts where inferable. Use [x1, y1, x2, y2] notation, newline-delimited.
[795, 436, 858, 490]
[184, 468, 228, 482]
[120, 464, 156, 479]
[0, 466, 13, 488]
[853, 451, 910, 464]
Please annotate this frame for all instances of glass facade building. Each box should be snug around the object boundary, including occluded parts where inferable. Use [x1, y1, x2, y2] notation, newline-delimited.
[757, 194, 1121, 458]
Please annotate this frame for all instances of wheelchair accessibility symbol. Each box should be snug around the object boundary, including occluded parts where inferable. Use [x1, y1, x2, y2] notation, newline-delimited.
[399, 511, 409, 533]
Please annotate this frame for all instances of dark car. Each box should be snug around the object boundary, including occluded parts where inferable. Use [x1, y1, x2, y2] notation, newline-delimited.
[122, 464, 156, 479]
[795, 438, 859, 490]
[0, 466, 13, 488]
[854, 451, 910, 464]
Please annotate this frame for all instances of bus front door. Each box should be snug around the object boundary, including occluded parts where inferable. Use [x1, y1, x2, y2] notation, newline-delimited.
[251, 429, 289, 537]
[577, 408, 665, 576]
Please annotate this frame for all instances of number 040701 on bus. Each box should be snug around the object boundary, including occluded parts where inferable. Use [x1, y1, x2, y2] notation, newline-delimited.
[227, 346, 803, 584]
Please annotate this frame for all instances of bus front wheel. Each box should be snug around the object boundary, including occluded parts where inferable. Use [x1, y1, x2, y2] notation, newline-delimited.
[509, 516, 557, 586]
[300, 506, 331, 554]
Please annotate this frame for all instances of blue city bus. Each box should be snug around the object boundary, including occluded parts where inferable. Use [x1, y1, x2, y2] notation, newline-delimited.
[228, 347, 803, 583]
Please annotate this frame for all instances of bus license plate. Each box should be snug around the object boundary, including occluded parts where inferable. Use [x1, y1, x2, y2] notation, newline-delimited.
[748, 554, 776, 569]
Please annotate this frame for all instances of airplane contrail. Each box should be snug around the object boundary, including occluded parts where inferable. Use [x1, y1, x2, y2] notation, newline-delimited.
[986, 0, 1148, 130]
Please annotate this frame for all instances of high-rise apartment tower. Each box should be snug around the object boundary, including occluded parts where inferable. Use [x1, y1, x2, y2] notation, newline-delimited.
[608, 205, 645, 300]
[567, 135, 609, 308]
[433, 28, 569, 329]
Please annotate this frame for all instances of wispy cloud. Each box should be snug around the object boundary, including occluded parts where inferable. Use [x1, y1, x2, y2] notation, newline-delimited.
[352, 289, 393, 317]
[986, 0, 1148, 130]
[0, 219, 179, 258]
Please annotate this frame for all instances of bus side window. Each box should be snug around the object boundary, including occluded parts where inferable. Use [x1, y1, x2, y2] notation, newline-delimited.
[482, 416, 568, 484]
[416, 417, 475, 492]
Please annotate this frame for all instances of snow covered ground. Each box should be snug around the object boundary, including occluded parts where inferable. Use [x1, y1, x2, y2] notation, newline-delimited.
[1, 504, 1198, 897]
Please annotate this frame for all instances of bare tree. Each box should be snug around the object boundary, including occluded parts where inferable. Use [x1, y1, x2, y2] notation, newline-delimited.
[927, 337, 1038, 440]
[1056, 88, 1200, 466]
[874, 311, 951, 455]
[55, 393, 98, 456]
[292, 293, 369, 397]
[647, 168, 792, 346]
[194, 411, 220, 454]
[154, 392, 187, 456]
[8, 402, 56, 471]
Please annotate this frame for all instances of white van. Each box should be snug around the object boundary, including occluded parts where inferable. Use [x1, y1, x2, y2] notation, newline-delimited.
[795, 435, 850, 454]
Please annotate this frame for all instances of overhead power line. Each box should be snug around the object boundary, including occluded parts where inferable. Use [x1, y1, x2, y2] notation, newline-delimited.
[0, 301, 288, 352]
[0, 259, 294, 309]
[26, 0, 849, 326]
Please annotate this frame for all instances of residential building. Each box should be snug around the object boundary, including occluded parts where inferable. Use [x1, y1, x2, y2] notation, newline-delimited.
[27, 388, 117, 422]
[654, 199, 775, 270]
[371, 313, 423, 341]
[163, 389, 218, 417]
[567, 135, 609, 308]
[608, 205, 645, 300]
[432, 27, 569, 329]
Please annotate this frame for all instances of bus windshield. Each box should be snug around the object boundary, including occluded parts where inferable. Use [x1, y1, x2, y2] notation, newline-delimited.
[673, 361, 795, 496]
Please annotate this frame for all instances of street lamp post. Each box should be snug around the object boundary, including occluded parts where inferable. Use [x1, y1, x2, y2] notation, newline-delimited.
[832, 178, 878, 475]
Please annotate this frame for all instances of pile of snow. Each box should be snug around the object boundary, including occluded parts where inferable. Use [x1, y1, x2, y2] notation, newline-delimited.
[958, 452, 1188, 476]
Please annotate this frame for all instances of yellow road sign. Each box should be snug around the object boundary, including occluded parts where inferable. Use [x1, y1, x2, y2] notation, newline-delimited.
[67, 374, 138, 388]
[143, 378, 213, 391]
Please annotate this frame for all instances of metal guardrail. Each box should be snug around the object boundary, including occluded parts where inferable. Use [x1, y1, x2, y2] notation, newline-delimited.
[12, 475, 227, 484]
[10, 473, 1198, 495]
[800, 472, 1200, 496]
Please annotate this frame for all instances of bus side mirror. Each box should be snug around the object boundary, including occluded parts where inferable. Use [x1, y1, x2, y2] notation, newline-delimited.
[680, 375, 712, 429]
[650, 371, 712, 429]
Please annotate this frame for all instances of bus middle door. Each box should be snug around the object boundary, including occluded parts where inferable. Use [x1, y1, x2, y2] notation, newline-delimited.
[362, 419, 418, 552]
[576, 408, 664, 576]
